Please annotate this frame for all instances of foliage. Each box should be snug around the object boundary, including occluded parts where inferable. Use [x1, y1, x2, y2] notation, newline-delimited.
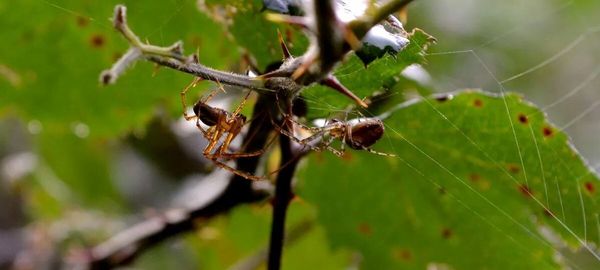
[1, 0, 599, 269]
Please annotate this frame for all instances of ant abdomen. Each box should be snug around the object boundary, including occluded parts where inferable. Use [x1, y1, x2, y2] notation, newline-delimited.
[193, 101, 221, 126]
[347, 119, 384, 149]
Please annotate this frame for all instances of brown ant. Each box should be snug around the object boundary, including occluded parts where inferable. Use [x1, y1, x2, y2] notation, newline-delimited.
[181, 78, 268, 181]
[273, 114, 394, 157]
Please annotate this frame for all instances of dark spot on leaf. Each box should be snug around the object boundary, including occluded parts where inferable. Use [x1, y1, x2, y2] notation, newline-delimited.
[90, 34, 105, 48]
[473, 99, 483, 107]
[506, 164, 520, 174]
[441, 228, 453, 239]
[21, 31, 34, 42]
[469, 173, 481, 182]
[76, 16, 89, 27]
[342, 150, 353, 161]
[518, 113, 528, 124]
[543, 126, 554, 137]
[518, 184, 533, 198]
[392, 248, 412, 261]
[585, 182, 595, 194]
[357, 223, 372, 236]
[313, 152, 325, 164]
[438, 187, 447, 195]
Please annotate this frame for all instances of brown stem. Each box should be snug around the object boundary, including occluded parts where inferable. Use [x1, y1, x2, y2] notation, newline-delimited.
[85, 95, 277, 269]
[267, 99, 305, 270]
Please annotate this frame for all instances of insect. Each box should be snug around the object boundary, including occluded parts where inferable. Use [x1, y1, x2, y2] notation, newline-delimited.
[181, 78, 268, 181]
[274, 113, 394, 157]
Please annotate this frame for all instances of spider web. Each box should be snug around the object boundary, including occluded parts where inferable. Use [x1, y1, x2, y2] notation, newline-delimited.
[281, 0, 600, 268]
[36, 0, 600, 268]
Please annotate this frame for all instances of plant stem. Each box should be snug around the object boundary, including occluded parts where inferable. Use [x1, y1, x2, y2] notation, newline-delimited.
[146, 56, 269, 92]
[85, 94, 276, 270]
[267, 116, 301, 270]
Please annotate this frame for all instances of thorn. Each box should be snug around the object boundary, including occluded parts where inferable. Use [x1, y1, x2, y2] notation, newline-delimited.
[215, 80, 227, 93]
[265, 13, 307, 27]
[397, 8, 409, 24]
[190, 53, 199, 64]
[192, 47, 201, 63]
[321, 75, 368, 108]
[113, 5, 126, 29]
[291, 56, 315, 80]
[343, 25, 362, 51]
[277, 29, 292, 60]
[259, 69, 287, 79]
[170, 41, 184, 55]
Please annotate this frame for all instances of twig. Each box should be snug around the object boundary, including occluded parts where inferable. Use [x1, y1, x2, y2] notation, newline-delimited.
[267, 97, 308, 270]
[85, 95, 277, 269]
[101, 5, 268, 93]
[145, 56, 269, 92]
[267, 136, 298, 270]
[90, 0, 421, 267]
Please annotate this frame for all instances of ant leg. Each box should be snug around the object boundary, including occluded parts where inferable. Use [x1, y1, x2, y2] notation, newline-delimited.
[219, 148, 266, 159]
[355, 146, 396, 157]
[181, 77, 203, 121]
[323, 136, 344, 157]
[232, 90, 252, 116]
[215, 130, 266, 159]
[270, 117, 330, 152]
[223, 132, 279, 160]
[200, 87, 221, 104]
[210, 159, 265, 181]
[203, 128, 223, 157]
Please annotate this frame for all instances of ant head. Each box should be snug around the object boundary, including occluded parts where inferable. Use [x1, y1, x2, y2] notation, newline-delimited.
[347, 119, 384, 149]
[193, 101, 219, 126]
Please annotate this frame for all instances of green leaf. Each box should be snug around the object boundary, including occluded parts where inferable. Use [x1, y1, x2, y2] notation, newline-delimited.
[303, 29, 435, 119]
[202, 0, 309, 71]
[300, 90, 600, 269]
[0, 0, 238, 138]
[0, 0, 238, 211]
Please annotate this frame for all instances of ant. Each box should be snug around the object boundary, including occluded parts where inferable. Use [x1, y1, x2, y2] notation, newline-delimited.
[265, 31, 393, 158]
[273, 112, 395, 157]
[181, 78, 269, 181]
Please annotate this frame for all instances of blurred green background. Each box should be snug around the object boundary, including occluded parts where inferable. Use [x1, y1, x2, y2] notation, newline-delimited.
[1, 0, 600, 269]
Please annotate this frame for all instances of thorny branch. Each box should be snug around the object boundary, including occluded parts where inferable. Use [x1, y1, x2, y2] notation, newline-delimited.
[86, 94, 276, 269]
[91, 0, 417, 269]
